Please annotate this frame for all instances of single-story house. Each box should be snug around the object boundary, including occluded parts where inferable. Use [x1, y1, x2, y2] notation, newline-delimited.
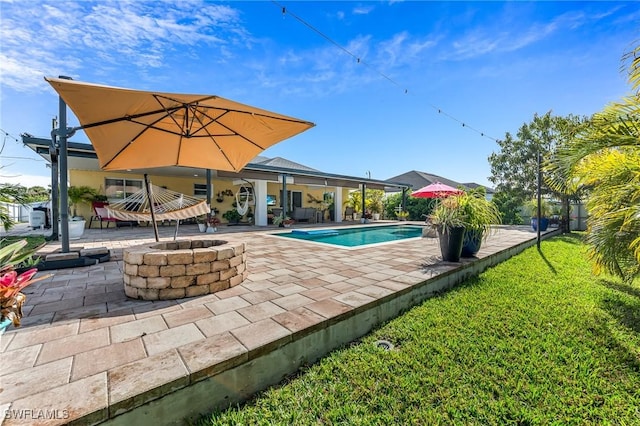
[385, 170, 494, 200]
[22, 136, 411, 226]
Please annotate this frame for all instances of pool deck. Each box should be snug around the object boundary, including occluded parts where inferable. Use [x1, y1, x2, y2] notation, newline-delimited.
[0, 221, 556, 425]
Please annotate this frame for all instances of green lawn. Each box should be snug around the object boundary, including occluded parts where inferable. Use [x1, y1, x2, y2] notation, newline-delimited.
[200, 234, 640, 425]
[0, 235, 46, 252]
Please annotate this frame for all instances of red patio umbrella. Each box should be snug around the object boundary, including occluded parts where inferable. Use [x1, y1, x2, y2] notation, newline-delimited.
[411, 182, 464, 198]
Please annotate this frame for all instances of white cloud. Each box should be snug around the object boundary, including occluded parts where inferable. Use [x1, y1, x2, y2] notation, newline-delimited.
[0, 1, 249, 93]
[352, 6, 374, 15]
[445, 9, 602, 60]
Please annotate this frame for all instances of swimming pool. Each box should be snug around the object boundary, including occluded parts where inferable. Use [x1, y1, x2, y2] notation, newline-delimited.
[273, 224, 424, 248]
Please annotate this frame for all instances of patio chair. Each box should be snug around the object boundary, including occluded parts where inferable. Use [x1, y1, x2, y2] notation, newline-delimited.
[344, 207, 354, 221]
[89, 201, 130, 229]
[89, 203, 119, 229]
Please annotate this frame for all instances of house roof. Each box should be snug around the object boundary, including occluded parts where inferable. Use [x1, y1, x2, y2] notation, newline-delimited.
[385, 170, 494, 193]
[251, 156, 319, 172]
[22, 135, 410, 191]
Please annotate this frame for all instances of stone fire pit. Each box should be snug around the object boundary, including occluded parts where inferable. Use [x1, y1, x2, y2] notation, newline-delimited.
[123, 240, 247, 300]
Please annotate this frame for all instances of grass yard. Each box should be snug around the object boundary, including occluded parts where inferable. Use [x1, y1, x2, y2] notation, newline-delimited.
[0, 235, 46, 252]
[199, 234, 640, 425]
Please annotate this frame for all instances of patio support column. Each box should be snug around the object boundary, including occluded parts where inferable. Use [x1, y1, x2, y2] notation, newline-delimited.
[206, 169, 212, 216]
[254, 180, 268, 226]
[335, 186, 343, 222]
[401, 187, 407, 211]
[361, 183, 366, 217]
[281, 174, 289, 217]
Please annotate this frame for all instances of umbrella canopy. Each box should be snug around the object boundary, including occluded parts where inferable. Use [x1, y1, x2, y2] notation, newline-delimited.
[45, 77, 315, 172]
[411, 182, 464, 198]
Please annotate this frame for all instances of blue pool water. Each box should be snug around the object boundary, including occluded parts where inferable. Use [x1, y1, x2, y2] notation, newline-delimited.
[274, 225, 423, 247]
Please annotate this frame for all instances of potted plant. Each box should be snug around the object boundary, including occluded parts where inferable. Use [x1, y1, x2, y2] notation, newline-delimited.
[215, 189, 232, 203]
[222, 209, 242, 224]
[429, 195, 469, 262]
[196, 215, 207, 232]
[346, 191, 362, 220]
[283, 217, 294, 228]
[366, 190, 384, 221]
[361, 211, 373, 224]
[525, 197, 551, 232]
[67, 186, 98, 219]
[460, 187, 502, 257]
[396, 211, 409, 221]
[272, 214, 293, 227]
[206, 216, 221, 233]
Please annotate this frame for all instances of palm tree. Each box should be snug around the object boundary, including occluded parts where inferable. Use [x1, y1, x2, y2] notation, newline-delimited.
[549, 42, 640, 281]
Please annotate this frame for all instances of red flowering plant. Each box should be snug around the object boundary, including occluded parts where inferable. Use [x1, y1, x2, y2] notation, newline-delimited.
[0, 239, 50, 328]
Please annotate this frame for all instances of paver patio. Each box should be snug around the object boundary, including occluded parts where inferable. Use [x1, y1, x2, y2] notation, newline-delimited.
[0, 222, 553, 425]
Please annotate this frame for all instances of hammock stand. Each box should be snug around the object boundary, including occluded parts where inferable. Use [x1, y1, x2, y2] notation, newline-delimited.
[107, 174, 209, 241]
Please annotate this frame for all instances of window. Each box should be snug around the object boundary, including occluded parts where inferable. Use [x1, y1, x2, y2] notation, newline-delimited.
[105, 178, 143, 201]
[194, 183, 207, 197]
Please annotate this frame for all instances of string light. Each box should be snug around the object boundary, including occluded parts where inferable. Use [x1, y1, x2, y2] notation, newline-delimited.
[273, 1, 498, 142]
[0, 129, 46, 163]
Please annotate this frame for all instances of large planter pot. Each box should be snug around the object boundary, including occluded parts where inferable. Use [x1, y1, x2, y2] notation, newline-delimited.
[68, 220, 86, 239]
[438, 226, 465, 262]
[461, 229, 483, 257]
[59, 220, 86, 240]
[531, 217, 549, 232]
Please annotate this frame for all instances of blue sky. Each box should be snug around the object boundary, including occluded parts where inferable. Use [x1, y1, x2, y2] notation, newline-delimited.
[0, 1, 637, 189]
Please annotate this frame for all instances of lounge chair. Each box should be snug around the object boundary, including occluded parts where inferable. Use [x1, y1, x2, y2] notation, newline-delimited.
[344, 207, 354, 221]
[89, 202, 134, 229]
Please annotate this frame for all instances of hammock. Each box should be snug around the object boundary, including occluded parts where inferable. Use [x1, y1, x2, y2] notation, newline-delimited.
[235, 183, 255, 216]
[107, 184, 209, 222]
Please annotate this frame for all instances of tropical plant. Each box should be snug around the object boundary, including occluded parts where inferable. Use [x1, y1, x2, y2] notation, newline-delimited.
[365, 189, 384, 214]
[396, 210, 410, 220]
[428, 195, 469, 231]
[524, 197, 552, 219]
[272, 214, 291, 227]
[547, 41, 640, 281]
[67, 185, 98, 217]
[0, 184, 31, 231]
[222, 209, 242, 223]
[346, 190, 362, 213]
[489, 112, 586, 230]
[92, 193, 108, 202]
[383, 192, 435, 221]
[1, 239, 50, 327]
[463, 187, 502, 235]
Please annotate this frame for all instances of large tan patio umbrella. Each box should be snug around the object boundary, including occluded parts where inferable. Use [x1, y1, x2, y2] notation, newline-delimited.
[45, 77, 315, 171]
[46, 77, 315, 242]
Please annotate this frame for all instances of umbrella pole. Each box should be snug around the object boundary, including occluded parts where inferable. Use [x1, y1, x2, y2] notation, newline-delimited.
[144, 174, 160, 242]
